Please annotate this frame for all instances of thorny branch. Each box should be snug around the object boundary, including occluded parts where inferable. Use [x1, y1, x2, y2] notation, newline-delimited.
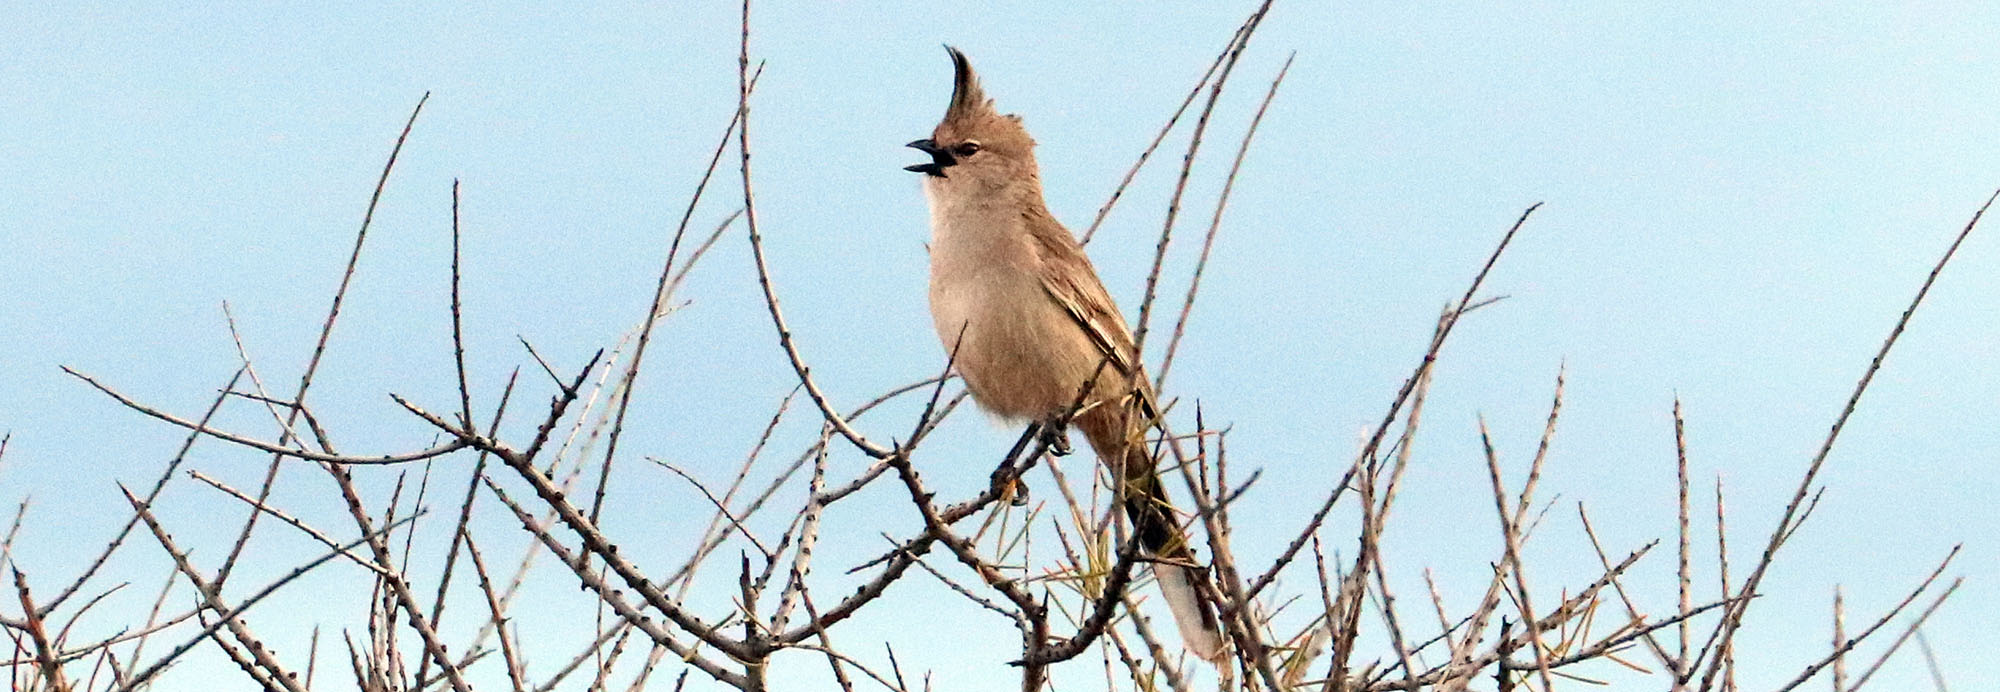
[23, 7, 1989, 691]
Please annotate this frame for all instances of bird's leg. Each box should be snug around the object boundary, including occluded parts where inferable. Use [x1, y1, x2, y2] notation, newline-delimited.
[994, 421, 1065, 508]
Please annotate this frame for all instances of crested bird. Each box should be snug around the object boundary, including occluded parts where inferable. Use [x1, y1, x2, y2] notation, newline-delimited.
[905, 46, 1227, 662]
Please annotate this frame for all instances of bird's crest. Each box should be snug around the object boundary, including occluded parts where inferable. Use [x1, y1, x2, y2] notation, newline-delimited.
[934, 46, 1030, 149]
[945, 46, 990, 124]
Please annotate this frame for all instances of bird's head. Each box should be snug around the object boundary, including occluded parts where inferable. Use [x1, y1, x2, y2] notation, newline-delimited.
[905, 46, 1039, 190]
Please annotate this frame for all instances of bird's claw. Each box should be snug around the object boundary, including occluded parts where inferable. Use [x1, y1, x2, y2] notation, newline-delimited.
[1039, 426, 1072, 456]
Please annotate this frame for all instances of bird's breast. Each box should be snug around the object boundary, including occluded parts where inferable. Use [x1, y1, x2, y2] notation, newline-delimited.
[926, 208, 1042, 367]
[925, 202, 1098, 420]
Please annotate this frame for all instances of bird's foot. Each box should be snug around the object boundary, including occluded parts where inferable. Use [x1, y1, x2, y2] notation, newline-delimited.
[1006, 477, 1030, 507]
[1038, 425, 1073, 456]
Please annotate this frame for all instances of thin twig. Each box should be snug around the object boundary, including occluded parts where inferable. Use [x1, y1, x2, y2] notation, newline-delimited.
[1156, 51, 1293, 389]
[591, 61, 766, 537]
[214, 93, 430, 594]
[1131, 0, 1272, 356]
[1701, 188, 1996, 691]
[1770, 547, 1961, 692]
[1249, 203, 1542, 603]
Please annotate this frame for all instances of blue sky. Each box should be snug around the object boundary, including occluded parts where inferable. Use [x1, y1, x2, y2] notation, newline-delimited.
[2, 3, 1996, 690]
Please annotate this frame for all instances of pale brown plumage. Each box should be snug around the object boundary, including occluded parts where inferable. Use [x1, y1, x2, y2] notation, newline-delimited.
[909, 46, 1225, 662]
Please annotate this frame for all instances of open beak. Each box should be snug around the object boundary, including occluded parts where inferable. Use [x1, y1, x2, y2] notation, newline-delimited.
[904, 138, 954, 178]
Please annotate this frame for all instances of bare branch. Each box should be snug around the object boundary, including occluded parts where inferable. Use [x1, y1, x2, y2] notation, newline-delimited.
[1703, 189, 1996, 691]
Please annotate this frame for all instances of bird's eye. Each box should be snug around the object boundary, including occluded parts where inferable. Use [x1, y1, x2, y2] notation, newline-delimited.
[953, 141, 981, 157]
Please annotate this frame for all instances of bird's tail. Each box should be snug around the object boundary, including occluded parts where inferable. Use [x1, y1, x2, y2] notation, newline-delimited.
[1076, 405, 1227, 663]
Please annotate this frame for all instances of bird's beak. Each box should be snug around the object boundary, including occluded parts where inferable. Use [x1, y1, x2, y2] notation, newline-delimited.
[904, 138, 953, 178]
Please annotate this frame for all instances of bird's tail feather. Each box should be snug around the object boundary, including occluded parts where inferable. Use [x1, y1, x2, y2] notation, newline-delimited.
[1156, 562, 1227, 662]
[1077, 406, 1227, 663]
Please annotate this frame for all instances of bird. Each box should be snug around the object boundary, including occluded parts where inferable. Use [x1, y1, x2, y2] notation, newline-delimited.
[904, 45, 1226, 662]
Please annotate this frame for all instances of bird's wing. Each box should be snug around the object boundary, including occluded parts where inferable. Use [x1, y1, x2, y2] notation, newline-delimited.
[1026, 213, 1159, 419]
[1030, 227, 1138, 378]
